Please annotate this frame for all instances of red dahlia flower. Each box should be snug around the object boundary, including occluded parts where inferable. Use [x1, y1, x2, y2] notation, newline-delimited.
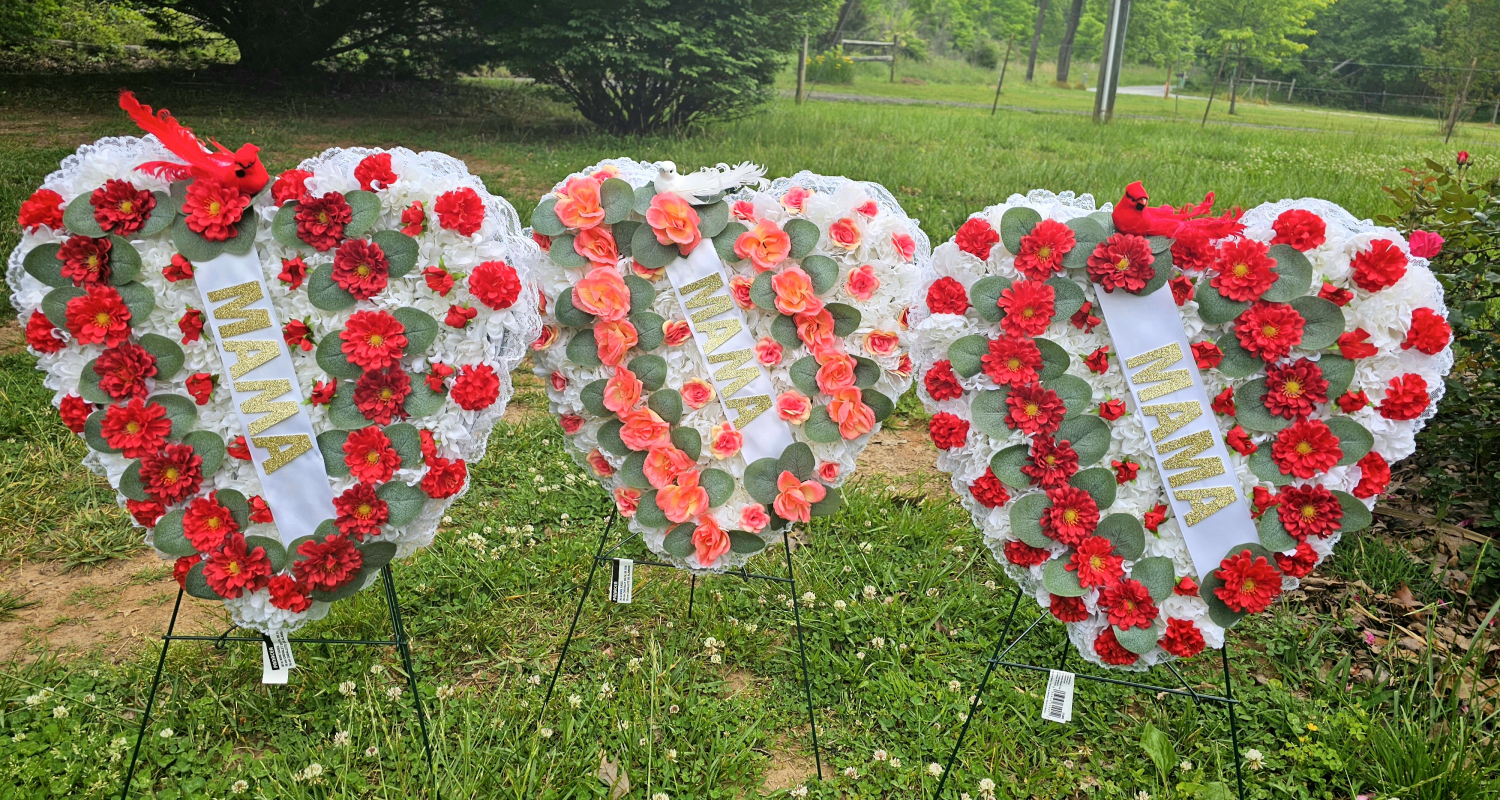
[1159, 618, 1206, 658]
[332, 238, 390, 300]
[183, 493, 241, 552]
[954, 217, 1000, 260]
[25, 310, 65, 354]
[1351, 239, 1407, 292]
[452, 363, 501, 410]
[925, 276, 970, 315]
[1211, 238, 1277, 302]
[1006, 382, 1066, 436]
[969, 468, 1011, 508]
[982, 335, 1043, 387]
[295, 192, 353, 251]
[139, 443, 203, 505]
[95, 342, 157, 400]
[1172, 232, 1215, 273]
[294, 534, 365, 591]
[1378, 374, 1429, 421]
[65, 284, 131, 347]
[1022, 435, 1079, 489]
[928, 412, 970, 450]
[421, 457, 467, 499]
[1235, 302, 1304, 362]
[268, 575, 311, 612]
[203, 534, 272, 599]
[341, 310, 408, 370]
[1353, 451, 1390, 499]
[1003, 539, 1050, 567]
[354, 367, 411, 425]
[1094, 627, 1139, 665]
[1270, 209, 1327, 252]
[1213, 550, 1282, 613]
[469, 260, 522, 309]
[1014, 218, 1075, 280]
[343, 425, 400, 484]
[434, 187, 485, 236]
[1271, 419, 1342, 479]
[1103, 579, 1158, 629]
[1276, 484, 1343, 540]
[182, 178, 250, 241]
[998, 280, 1056, 337]
[127, 498, 165, 527]
[1068, 536, 1123, 588]
[58, 235, 112, 286]
[1042, 486, 1099, 546]
[1402, 308, 1451, 355]
[1087, 233, 1155, 293]
[1049, 594, 1090, 623]
[101, 397, 171, 458]
[18, 188, 64, 232]
[1264, 358, 1328, 419]
[90, 179, 155, 236]
[333, 483, 389, 541]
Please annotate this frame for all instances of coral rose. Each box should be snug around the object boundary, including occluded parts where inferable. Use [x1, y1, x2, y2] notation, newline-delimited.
[646, 192, 702, 253]
[734, 219, 791, 271]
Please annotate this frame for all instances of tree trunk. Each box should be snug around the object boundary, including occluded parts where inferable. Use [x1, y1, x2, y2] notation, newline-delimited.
[1026, 0, 1049, 82]
[1055, 0, 1085, 84]
[1227, 48, 1244, 115]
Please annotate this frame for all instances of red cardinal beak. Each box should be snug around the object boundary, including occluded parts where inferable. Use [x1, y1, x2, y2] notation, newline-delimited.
[232, 144, 270, 195]
[1124, 181, 1149, 211]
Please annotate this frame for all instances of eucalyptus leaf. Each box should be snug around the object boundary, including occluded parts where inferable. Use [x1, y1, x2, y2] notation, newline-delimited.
[785, 218, 820, 260]
[318, 429, 352, 477]
[63, 193, 106, 237]
[531, 197, 566, 236]
[1215, 331, 1263, 379]
[1326, 416, 1373, 466]
[969, 275, 1012, 323]
[372, 230, 419, 279]
[308, 264, 357, 311]
[701, 468, 735, 507]
[1097, 513, 1145, 560]
[1233, 379, 1290, 433]
[1043, 558, 1088, 597]
[803, 405, 841, 443]
[1196, 278, 1250, 325]
[970, 387, 1014, 439]
[629, 354, 668, 392]
[106, 236, 142, 284]
[999, 207, 1041, 255]
[600, 178, 635, 224]
[947, 335, 991, 378]
[343, 190, 381, 238]
[1262, 244, 1314, 303]
[989, 444, 1032, 488]
[1009, 492, 1053, 548]
[116, 282, 155, 323]
[1290, 295, 1346, 351]
[316, 330, 362, 379]
[22, 243, 67, 288]
[392, 307, 439, 354]
[744, 458, 781, 504]
[377, 481, 427, 527]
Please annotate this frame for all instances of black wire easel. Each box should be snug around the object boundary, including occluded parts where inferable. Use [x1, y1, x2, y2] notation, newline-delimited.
[117, 564, 440, 799]
[933, 588, 1247, 800]
[538, 511, 824, 779]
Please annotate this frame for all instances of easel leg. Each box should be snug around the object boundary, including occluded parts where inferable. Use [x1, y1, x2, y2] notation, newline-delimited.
[687, 575, 697, 621]
[384, 564, 439, 797]
[1223, 644, 1246, 800]
[119, 588, 183, 800]
[782, 533, 822, 780]
[540, 512, 615, 719]
[932, 588, 1023, 800]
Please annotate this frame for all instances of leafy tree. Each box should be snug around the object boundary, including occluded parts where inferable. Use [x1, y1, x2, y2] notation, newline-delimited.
[1197, 0, 1328, 111]
[1, 0, 63, 49]
[1426, 0, 1500, 117]
[484, 0, 838, 134]
[1127, 0, 1199, 89]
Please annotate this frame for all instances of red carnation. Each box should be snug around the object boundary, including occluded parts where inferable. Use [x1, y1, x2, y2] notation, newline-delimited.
[1014, 219, 1075, 280]
[425, 363, 455, 392]
[228, 435, 251, 460]
[954, 217, 1000, 260]
[1271, 209, 1327, 252]
[1272, 419, 1342, 479]
[354, 366, 411, 425]
[445, 304, 478, 328]
[1083, 346, 1110, 375]
[355, 153, 397, 191]
[271, 169, 313, 206]
[1276, 484, 1343, 540]
[284, 319, 315, 352]
[1379, 374, 1429, 421]
[1354, 451, 1391, 499]
[1103, 579, 1158, 629]
[127, 498, 166, 527]
[294, 534, 365, 591]
[58, 235, 112, 286]
[928, 412, 970, 450]
[18, 188, 64, 232]
[249, 495, 274, 523]
[1068, 536, 1123, 588]
[1170, 275, 1197, 306]
[1049, 594, 1090, 623]
[139, 442, 203, 505]
[58, 394, 92, 433]
[1004, 539, 1051, 567]
[1214, 550, 1282, 613]
[333, 483, 389, 540]
[1160, 618, 1206, 658]
[1006, 382, 1066, 436]
[1338, 329, 1378, 360]
[183, 493, 241, 552]
[1403, 308, 1451, 355]
[1235, 302, 1304, 362]
[469, 260, 522, 310]
[163, 254, 194, 282]
[982, 335, 1043, 387]
[181, 178, 250, 242]
[310, 380, 336, 405]
[1211, 239, 1276, 302]
[342, 310, 408, 371]
[1172, 232, 1215, 273]
[1022, 435, 1079, 489]
[998, 280, 1056, 337]
[926, 276, 970, 315]
[90, 179, 155, 236]
[1319, 282, 1353, 306]
[924, 360, 965, 401]
[332, 238, 390, 300]
[401, 201, 427, 237]
[423, 265, 454, 296]
[1226, 425, 1257, 455]
[344, 425, 400, 484]
[65, 284, 131, 347]
[173, 554, 201, 588]
[969, 468, 1011, 508]
[452, 363, 501, 410]
[25, 310, 66, 354]
[1174, 576, 1199, 596]
[1212, 386, 1236, 416]
[203, 534, 272, 599]
[1071, 300, 1101, 332]
[1337, 390, 1370, 413]
[1041, 485, 1099, 546]
[434, 187, 485, 236]
[279, 256, 308, 290]
[1191, 341, 1223, 370]
[100, 397, 170, 457]
[1276, 541, 1319, 578]
[1099, 398, 1127, 420]
[1112, 458, 1139, 484]
[95, 342, 158, 401]
[295, 192, 353, 251]
[185, 372, 215, 405]
[1094, 627, 1139, 666]
[268, 575, 311, 612]
[1351, 239, 1407, 292]
[1144, 503, 1168, 532]
[1087, 233, 1155, 293]
[1265, 358, 1328, 419]
[421, 456, 468, 499]
[178, 308, 205, 344]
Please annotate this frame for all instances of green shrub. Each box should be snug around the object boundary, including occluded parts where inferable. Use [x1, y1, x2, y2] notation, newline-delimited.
[970, 37, 1001, 70]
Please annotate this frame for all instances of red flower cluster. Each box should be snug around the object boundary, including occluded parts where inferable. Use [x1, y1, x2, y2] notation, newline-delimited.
[18, 188, 64, 232]
[1270, 209, 1326, 251]
[1004, 540, 1050, 567]
[1319, 282, 1352, 306]
[1103, 579, 1157, 629]
[1271, 419, 1342, 479]
[342, 310, 408, 370]
[1023, 435, 1079, 489]
[295, 192, 353, 251]
[1013, 219, 1075, 280]
[269, 575, 311, 612]
[1094, 627, 1138, 666]
[91, 179, 155, 236]
[58, 394, 91, 432]
[271, 169, 313, 206]
[181, 178, 250, 241]
[435, 187, 485, 236]
[332, 238, 390, 300]
[1006, 382, 1065, 436]
[1379, 374, 1429, 421]
[1264, 358, 1327, 419]
[452, 363, 501, 410]
[969, 468, 1011, 508]
[998, 280, 1055, 337]
[1351, 239, 1407, 292]
[982, 336, 1042, 387]
[355, 153, 398, 191]
[1068, 536, 1123, 588]
[1191, 341, 1223, 370]
[183, 493, 240, 551]
[25, 310, 65, 354]
[95, 342, 157, 400]
[1159, 618, 1206, 658]
[1041, 486, 1099, 546]
[1211, 239, 1276, 302]
[1050, 595, 1089, 623]
[924, 360, 964, 401]
[279, 256, 308, 289]
[58, 235, 112, 285]
[1276, 484, 1343, 540]
[1338, 329, 1377, 360]
[1353, 451, 1390, 499]
[926, 276, 969, 315]
[1235, 302, 1304, 362]
[1402, 308, 1451, 355]
[295, 535, 364, 592]
[354, 366, 411, 424]
[1214, 550, 1282, 613]
[333, 483, 389, 540]
[469, 260, 522, 310]
[928, 412, 970, 450]
[954, 217, 999, 260]
[1087, 233, 1154, 293]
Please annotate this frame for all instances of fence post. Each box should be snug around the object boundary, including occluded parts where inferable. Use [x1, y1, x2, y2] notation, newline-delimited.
[890, 35, 898, 83]
[796, 35, 808, 105]
[1288, 78, 1295, 102]
[993, 33, 1016, 115]
[1491, 97, 1498, 126]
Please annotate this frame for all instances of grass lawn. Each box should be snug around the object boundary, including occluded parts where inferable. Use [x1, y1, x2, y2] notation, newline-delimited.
[1, 73, 1497, 799]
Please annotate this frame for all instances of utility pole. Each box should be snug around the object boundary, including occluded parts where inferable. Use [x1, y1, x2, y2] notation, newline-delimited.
[993, 33, 1017, 115]
[1227, 46, 1243, 114]
[1026, 0, 1049, 81]
[1201, 46, 1231, 128]
[1092, 0, 1132, 123]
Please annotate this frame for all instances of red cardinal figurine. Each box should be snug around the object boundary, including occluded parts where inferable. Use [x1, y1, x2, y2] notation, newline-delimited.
[1112, 181, 1243, 241]
[119, 91, 269, 196]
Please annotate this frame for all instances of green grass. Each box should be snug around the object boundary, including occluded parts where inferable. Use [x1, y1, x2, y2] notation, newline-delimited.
[2, 73, 1498, 799]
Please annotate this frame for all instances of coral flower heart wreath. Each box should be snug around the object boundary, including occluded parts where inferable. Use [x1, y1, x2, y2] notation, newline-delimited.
[7, 95, 540, 632]
[527, 159, 927, 571]
[910, 188, 1452, 669]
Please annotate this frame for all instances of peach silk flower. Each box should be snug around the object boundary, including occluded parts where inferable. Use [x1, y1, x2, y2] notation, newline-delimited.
[795, 308, 836, 350]
[827, 387, 875, 439]
[772, 266, 823, 316]
[613, 487, 640, 516]
[603, 366, 642, 413]
[782, 186, 811, 213]
[619, 407, 671, 451]
[709, 423, 743, 459]
[646, 192, 702, 252]
[734, 219, 791, 271]
[773, 471, 827, 524]
[658, 470, 710, 524]
[740, 503, 770, 532]
[573, 266, 631, 321]
[692, 514, 731, 567]
[816, 352, 857, 394]
[681, 377, 716, 409]
[553, 176, 604, 230]
[864, 330, 900, 357]
[845, 264, 880, 301]
[594, 319, 638, 366]
[574, 226, 618, 267]
[776, 391, 812, 422]
[644, 445, 696, 489]
[828, 217, 861, 249]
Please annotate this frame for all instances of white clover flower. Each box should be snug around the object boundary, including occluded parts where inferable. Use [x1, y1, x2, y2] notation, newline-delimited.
[1245, 749, 1265, 770]
[666, 749, 678, 761]
[928, 763, 944, 777]
[333, 731, 351, 747]
[871, 637, 885, 649]
[628, 657, 642, 672]
[652, 794, 670, 800]
[890, 757, 901, 768]
[834, 600, 847, 611]
[855, 652, 866, 661]
[801, 591, 816, 603]
[52, 706, 69, 719]
[387, 686, 404, 700]
[843, 766, 859, 779]
[339, 681, 357, 697]
[859, 542, 873, 553]
[863, 585, 877, 599]
[599, 682, 615, 700]
[568, 694, 582, 709]
[527, 675, 542, 686]
[789, 786, 809, 799]
[230, 779, 249, 794]
[159, 728, 173, 738]
[948, 680, 961, 692]
[1179, 760, 1193, 773]
[366, 746, 380, 757]
[873, 749, 888, 762]
[436, 685, 456, 700]
[305, 763, 323, 779]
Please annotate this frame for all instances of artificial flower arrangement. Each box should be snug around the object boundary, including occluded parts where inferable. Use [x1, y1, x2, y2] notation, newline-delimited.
[7, 94, 540, 632]
[908, 186, 1451, 669]
[527, 159, 926, 571]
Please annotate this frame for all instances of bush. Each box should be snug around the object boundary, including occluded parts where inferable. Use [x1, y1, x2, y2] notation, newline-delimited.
[1379, 156, 1500, 536]
[807, 48, 855, 84]
[970, 37, 1001, 70]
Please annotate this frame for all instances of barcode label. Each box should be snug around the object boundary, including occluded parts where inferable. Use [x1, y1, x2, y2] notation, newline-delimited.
[609, 559, 634, 604]
[1041, 669, 1075, 724]
[261, 632, 293, 685]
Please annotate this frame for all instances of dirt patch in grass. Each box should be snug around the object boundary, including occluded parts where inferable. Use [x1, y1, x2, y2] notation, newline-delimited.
[857, 427, 950, 494]
[759, 740, 820, 791]
[0, 554, 228, 664]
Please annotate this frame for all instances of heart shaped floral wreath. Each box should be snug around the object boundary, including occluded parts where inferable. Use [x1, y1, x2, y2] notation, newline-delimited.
[9, 100, 539, 632]
[527, 159, 927, 571]
[909, 189, 1451, 669]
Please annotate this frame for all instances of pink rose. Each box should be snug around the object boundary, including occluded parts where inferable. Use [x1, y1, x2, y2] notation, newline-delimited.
[730, 275, 755, 309]
[657, 471, 710, 524]
[739, 504, 770, 533]
[828, 217, 861, 249]
[1408, 230, 1444, 259]
[550, 371, 567, 392]
[644, 446, 696, 489]
[553, 176, 604, 230]
[560, 414, 585, 434]
[773, 266, 823, 316]
[594, 319, 638, 367]
[709, 423, 743, 459]
[574, 226, 618, 266]
[782, 186, 812, 213]
[777, 391, 812, 423]
[817, 462, 841, 482]
[573, 266, 631, 321]
[587, 449, 615, 477]
[734, 218, 791, 272]
[828, 387, 875, 439]
[732, 200, 756, 221]
[773, 470, 827, 523]
[845, 264, 881, 301]
[795, 309, 837, 351]
[816, 352, 857, 394]
[692, 514, 731, 567]
[646, 192, 702, 253]
[864, 330, 900, 357]
[681, 378, 716, 409]
[603, 367, 642, 413]
[619, 407, 671, 451]
[892, 232, 916, 262]
[755, 336, 784, 366]
[614, 487, 641, 517]
[663, 320, 693, 346]
[855, 200, 878, 217]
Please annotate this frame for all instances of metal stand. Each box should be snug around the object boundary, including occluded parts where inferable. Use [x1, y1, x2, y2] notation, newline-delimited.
[539, 511, 824, 779]
[118, 564, 439, 799]
[933, 588, 1247, 800]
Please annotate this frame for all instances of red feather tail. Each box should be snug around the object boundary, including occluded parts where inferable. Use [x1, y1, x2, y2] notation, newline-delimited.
[119, 90, 213, 172]
[135, 160, 196, 181]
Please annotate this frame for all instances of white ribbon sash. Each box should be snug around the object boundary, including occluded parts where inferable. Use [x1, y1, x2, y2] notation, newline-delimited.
[1094, 285, 1261, 577]
[664, 245, 796, 465]
[192, 250, 338, 545]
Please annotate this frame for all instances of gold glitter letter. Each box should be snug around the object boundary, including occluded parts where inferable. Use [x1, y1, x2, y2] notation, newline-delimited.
[221, 339, 279, 379]
[1175, 486, 1237, 526]
[725, 394, 772, 427]
[680, 273, 733, 323]
[236, 379, 297, 435]
[696, 317, 741, 354]
[207, 280, 271, 337]
[1157, 430, 1227, 486]
[1139, 401, 1202, 442]
[251, 434, 313, 474]
[1126, 343, 1192, 401]
[710, 349, 759, 397]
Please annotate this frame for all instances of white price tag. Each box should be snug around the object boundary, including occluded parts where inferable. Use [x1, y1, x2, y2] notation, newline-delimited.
[1041, 669, 1075, 724]
[261, 630, 295, 684]
[609, 558, 634, 604]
